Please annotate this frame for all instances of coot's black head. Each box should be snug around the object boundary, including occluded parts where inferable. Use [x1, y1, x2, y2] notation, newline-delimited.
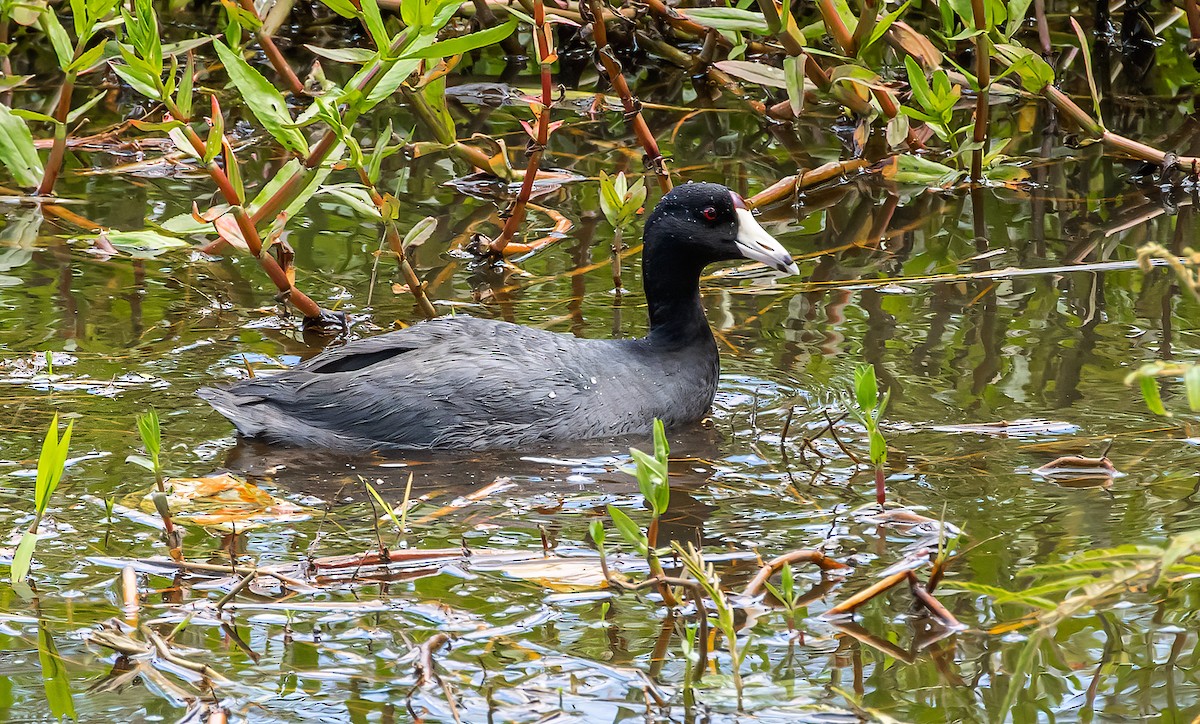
[643, 182, 799, 275]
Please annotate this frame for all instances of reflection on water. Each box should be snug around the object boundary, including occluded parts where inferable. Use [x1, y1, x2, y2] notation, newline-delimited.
[2, 45, 1200, 723]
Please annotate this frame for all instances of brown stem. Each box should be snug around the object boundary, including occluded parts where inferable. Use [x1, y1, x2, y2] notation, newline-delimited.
[907, 572, 963, 628]
[743, 550, 849, 597]
[1033, 0, 1052, 55]
[746, 158, 874, 208]
[874, 464, 886, 506]
[1186, 0, 1200, 48]
[588, 0, 671, 192]
[237, 0, 305, 95]
[180, 126, 324, 318]
[969, 0, 990, 182]
[35, 71, 77, 196]
[826, 569, 909, 615]
[816, 0, 856, 53]
[1037, 85, 1200, 169]
[488, 0, 553, 255]
[356, 167, 438, 318]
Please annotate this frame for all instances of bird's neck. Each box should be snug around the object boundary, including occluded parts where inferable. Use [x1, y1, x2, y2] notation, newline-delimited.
[642, 249, 713, 348]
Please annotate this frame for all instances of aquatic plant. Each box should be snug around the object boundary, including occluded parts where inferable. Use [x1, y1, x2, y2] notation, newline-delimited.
[850, 363, 890, 506]
[127, 409, 181, 556]
[11, 414, 72, 585]
[598, 171, 647, 294]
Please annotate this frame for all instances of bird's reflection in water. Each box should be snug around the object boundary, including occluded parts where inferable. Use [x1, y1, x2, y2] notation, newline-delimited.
[216, 424, 728, 549]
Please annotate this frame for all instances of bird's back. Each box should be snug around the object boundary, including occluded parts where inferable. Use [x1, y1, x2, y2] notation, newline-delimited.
[199, 316, 719, 450]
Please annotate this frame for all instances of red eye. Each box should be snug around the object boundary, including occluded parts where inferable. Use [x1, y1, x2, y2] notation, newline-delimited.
[702, 206, 718, 222]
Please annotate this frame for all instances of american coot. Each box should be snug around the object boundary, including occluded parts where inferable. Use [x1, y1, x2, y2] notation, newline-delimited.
[200, 183, 799, 450]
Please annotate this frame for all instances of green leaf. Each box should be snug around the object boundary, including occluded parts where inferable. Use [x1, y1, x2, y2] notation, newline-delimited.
[125, 454, 155, 471]
[880, 153, 964, 187]
[1068, 18, 1102, 124]
[35, 415, 72, 514]
[939, 581, 1056, 609]
[606, 505, 648, 555]
[304, 44, 377, 64]
[1157, 530, 1200, 586]
[784, 54, 805, 117]
[212, 41, 310, 156]
[1185, 366, 1200, 412]
[204, 99, 224, 163]
[998, 633, 1043, 723]
[652, 418, 669, 464]
[11, 531, 37, 584]
[684, 7, 770, 33]
[100, 229, 190, 257]
[589, 519, 605, 548]
[853, 363, 877, 413]
[37, 624, 76, 721]
[111, 61, 162, 100]
[176, 50, 194, 120]
[39, 10, 74, 70]
[360, 58, 422, 113]
[0, 103, 44, 188]
[136, 408, 161, 461]
[360, 0, 391, 51]
[403, 19, 518, 58]
[868, 430, 886, 466]
[366, 480, 404, 532]
[1139, 374, 1169, 416]
[993, 43, 1054, 93]
[712, 59, 786, 88]
[70, 0, 89, 38]
[317, 0, 359, 18]
[402, 216, 438, 248]
[67, 42, 106, 72]
[863, 0, 910, 53]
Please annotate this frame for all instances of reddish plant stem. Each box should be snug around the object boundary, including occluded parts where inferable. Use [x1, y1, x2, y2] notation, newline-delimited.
[179, 125, 324, 318]
[874, 464, 886, 506]
[809, 0, 912, 137]
[586, 0, 671, 193]
[1187, 0, 1200, 48]
[969, 0, 990, 182]
[237, 0, 305, 95]
[488, 0, 553, 255]
[1033, 0, 1052, 55]
[35, 70, 77, 195]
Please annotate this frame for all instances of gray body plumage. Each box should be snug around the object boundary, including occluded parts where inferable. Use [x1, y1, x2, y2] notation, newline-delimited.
[198, 316, 719, 450]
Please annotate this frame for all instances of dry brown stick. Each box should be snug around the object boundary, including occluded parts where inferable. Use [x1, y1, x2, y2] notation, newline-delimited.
[587, 0, 671, 193]
[825, 569, 909, 615]
[743, 550, 849, 597]
[236, 0, 305, 95]
[215, 570, 258, 610]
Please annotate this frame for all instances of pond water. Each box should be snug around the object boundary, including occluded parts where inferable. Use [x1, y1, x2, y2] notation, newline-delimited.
[3, 21, 1200, 723]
